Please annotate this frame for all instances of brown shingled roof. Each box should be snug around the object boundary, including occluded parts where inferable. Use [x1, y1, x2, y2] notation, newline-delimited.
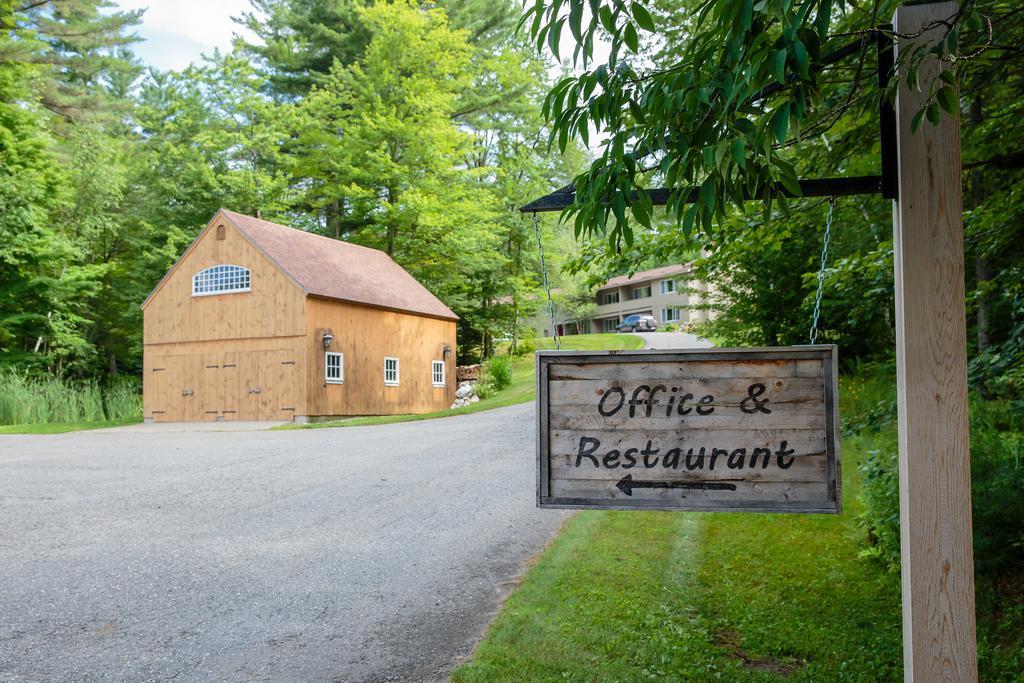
[223, 210, 458, 321]
[600, 263, 692, 289]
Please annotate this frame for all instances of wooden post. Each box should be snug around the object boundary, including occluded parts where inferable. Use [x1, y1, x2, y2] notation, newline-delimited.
[892, 2, 978, 681]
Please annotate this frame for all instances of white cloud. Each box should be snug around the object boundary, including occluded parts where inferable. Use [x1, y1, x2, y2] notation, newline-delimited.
[118, 0, 257, 70]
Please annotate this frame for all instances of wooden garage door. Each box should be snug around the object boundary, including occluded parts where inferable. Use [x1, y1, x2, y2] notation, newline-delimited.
[149, 350, 297, 422]
[148, 356, 182, 422]
[147, 354, 200, 422]
[236, 349, 298, 421]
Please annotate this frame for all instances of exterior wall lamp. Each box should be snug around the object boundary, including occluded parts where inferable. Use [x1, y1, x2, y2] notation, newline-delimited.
[322, 331, 334, 350]
[443, 344, 452, 359]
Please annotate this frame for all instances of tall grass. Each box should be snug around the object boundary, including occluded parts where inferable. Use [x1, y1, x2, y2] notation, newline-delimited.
[0, 372, 141, 426]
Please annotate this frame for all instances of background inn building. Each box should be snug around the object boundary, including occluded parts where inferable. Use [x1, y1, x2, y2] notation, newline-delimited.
[537, 263, 716, 336]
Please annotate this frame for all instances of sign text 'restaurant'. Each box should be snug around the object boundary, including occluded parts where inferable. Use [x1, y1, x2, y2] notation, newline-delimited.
[536, 347, 841, 513]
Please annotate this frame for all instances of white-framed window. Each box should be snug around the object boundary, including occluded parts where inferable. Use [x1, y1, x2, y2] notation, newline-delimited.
[660, 279, 676, 294]
[432, 360, 445, 387]
[661, 307, 680, 322]
[192, 264, 251, 296]
[384, 357, 400, 386]
[600, 291, 619, 305]
[325, 352, 344, 384]
[632, 285, 652, 299]
[603, 318, 619, 333]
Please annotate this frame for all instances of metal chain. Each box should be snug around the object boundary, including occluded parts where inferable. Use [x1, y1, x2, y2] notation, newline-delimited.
[532, 211, 560, 350]
[809, 197, 836, 345]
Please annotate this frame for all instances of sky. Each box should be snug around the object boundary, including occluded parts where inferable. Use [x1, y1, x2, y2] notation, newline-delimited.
[117, 0, 608, 145]
[118, 0, 256, 71]
[117, 1, 611, 74]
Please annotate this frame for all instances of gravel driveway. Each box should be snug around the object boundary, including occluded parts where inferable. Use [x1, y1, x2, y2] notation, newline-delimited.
[634, 331, 715, 349]
[0, 403, 567, 682]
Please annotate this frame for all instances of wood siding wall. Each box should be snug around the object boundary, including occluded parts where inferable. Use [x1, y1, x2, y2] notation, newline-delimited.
[142, 220, 308, 421]
[305, 297, 456, 416]
[143, 220, 305, 345]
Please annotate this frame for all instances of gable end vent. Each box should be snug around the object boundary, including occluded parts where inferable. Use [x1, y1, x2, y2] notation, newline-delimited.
[216, 224, 226, 240]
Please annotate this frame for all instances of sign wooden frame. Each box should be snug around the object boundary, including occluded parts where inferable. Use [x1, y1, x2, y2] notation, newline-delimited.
[537, 346, 840, 514]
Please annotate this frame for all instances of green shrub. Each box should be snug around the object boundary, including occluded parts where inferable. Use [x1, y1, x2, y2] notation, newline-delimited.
[848, 365, 1024, 676]
[484, 355, 512, 391]
[512, 338, 535, 357]
[474, 376, 497, 400]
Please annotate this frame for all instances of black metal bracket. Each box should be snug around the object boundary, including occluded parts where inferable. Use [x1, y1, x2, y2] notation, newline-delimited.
[520, 26, 898, 213]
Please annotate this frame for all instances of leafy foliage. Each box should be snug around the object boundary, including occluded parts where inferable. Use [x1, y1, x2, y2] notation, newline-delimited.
[845, 366, 1024, 678]
[1, 0, 583, 376]
[524, 0, 992, 247]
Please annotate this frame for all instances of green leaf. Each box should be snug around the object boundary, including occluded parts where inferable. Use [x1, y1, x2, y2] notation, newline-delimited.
[740, 0, 752, 31]
[700, 177, 716, 216]
[772, 102, 790, 144]
[731, 139, 746, 169]
[536, 24, 549, 55]
[612, 191, 627, 226]
[910, 107, 926, 133]
[778, 172, 802, 197]
[733, 117, 755, 134]
[628, 98, 645, 124]
[682, 202, 698, 236]
[598, 6, 616, 34]
[631, 197, 651, 228]
[623, 23, 639, 53]
[926, 102, 941, 126]
[793, 40, 809, 79]
[936, 86, 957, 115]
[569, 1, 584, 42]
[907, 66, 919, 92]
[548, 17, 564, 60]
[814, 0, 832, 38]
[630, 2, 656, 32]
[771, 48, 787, 84]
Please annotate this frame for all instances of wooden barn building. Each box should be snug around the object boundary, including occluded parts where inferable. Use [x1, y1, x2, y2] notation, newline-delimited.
[141, 210, 457, 422]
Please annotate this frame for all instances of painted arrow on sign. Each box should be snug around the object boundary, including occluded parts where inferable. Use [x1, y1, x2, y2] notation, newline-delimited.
[615, 474, 738, 497]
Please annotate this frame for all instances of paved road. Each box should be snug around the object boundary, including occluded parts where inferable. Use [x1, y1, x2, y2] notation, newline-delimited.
[635, 331, 714, 349]
[0, 403, 567, 682]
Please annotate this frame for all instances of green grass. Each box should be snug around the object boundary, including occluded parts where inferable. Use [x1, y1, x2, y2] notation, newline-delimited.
[0, 417, 143, 434]
[451, 435, 904, 681]
[275, 333, 644, 430]
[0, 372, 141, 426]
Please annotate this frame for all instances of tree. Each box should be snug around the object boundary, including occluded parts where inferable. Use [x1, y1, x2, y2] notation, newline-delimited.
[524, 1, 1019, 376]
[13, 0, 143, 121]
[523, 0, 992, 245]
[235, 0, 371, 99]
[0, 0, 143, 374]
[134, 52, 295, 228]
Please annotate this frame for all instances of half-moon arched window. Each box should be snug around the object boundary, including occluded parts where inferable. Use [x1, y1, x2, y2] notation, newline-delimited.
[192, 265, 251, 296]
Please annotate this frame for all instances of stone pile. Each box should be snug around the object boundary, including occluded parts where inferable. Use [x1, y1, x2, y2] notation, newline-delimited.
[450, 381, 481, 409]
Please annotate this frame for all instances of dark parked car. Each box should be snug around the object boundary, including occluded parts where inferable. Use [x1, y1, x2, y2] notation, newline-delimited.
[616, 314, 657, 332]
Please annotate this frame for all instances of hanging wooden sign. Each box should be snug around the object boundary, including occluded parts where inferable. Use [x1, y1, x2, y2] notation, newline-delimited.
[537, 346, 840, 513]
